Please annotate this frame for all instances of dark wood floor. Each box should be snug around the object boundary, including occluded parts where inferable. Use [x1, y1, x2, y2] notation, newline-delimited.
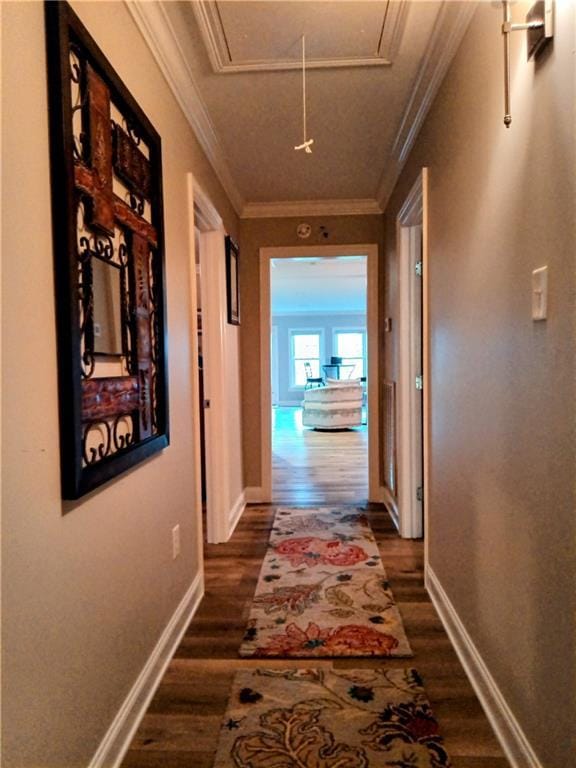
[122, 409, 508, 767]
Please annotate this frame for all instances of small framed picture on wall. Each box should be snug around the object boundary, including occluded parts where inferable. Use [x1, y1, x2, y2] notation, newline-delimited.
[225, 236, 240, 325]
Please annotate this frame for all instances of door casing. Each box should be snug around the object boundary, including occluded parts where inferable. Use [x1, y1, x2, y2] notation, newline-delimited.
[187, 175, 230, 544]
[259, 243, 380, 502]
[395, 168, 430, 546]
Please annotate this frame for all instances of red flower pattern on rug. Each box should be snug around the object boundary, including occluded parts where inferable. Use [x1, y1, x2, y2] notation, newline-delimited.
[275, 536, 369, 568]
[239, 508, 413, 659]
[257, 621, 399, 657]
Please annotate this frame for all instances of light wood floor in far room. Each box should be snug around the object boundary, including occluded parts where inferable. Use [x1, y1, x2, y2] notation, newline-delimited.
[272, 405, 368, 504]
[122, 504, 509, 768]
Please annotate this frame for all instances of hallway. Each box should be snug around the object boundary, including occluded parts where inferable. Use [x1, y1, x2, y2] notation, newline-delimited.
[122, 503, 508, 767]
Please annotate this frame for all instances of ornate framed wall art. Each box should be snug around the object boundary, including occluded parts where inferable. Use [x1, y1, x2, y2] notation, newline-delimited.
[45, 2, 169, 499]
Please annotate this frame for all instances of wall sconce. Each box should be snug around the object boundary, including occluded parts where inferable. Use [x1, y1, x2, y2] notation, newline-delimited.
[501, 0, 554, 127]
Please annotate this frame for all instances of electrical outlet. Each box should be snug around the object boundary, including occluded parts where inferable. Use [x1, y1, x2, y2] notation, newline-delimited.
[172, 524, 181, 559]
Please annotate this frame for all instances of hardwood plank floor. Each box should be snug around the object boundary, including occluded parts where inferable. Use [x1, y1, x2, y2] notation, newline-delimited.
[272, 405, 368, 504]
[122, 409, 508, 767]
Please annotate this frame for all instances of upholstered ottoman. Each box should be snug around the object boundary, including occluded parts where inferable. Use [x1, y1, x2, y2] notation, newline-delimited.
[301, 382, 363, 430]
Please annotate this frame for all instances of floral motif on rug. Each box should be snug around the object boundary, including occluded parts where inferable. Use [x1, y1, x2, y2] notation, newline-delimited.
[213, 668, 451, 768]
[239, 507, 413, 658]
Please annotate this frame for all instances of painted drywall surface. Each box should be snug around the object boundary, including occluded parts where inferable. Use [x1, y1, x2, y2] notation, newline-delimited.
[272, 313, 366, 404]
[1, 3, 238, 766]
[383, 3, 575, 764]
[240, 215, 384, 487]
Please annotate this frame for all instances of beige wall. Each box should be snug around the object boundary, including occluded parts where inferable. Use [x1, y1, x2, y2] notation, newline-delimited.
[1, 2, 238, 766]
[383, 3, 575, 764]
[239, 215, 384, 488]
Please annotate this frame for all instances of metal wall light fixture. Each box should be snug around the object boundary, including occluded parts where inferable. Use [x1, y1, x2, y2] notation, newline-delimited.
[501, 0, 554, 127]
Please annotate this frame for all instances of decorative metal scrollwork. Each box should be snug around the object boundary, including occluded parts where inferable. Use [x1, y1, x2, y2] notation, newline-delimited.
[47, 2, 169, 498]
[82, 420, 111, 465]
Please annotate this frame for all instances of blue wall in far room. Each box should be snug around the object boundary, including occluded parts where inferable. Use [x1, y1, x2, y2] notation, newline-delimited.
[272, 312, 366, 404]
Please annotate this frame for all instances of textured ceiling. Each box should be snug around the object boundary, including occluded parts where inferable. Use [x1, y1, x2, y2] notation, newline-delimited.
[162, 0, 446, 205]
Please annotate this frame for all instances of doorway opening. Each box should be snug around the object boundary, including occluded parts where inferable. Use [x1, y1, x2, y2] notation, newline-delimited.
[259, 244, 380, 505]
[395, 168, 429, 541]
[270, 255, 368, 504]
[189, 176, 234, 545]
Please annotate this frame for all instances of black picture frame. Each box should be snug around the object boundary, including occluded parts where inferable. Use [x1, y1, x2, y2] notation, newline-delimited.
[45, 1, 169, 500]
[225, 236, 240, 325]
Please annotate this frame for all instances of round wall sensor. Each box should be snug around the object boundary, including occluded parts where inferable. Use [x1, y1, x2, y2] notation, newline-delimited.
[296, 222, 312, 239]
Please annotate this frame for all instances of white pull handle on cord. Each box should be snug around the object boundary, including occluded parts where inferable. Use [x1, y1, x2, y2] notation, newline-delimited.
[294, 34, 314, 153]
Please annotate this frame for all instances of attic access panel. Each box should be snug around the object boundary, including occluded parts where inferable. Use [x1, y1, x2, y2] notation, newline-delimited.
[193, 0, 409, 72]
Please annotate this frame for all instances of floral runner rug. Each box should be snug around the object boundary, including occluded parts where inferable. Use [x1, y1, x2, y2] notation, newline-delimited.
[239, 507, 413, 658]
[213, 668, 451, 767]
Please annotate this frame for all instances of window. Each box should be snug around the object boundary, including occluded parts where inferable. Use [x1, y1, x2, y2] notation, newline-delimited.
[290, 331, 322, 387]
[334, 330, 366, 379]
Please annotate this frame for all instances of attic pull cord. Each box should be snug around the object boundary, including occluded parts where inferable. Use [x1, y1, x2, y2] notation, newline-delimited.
[294, 35, 314, 153]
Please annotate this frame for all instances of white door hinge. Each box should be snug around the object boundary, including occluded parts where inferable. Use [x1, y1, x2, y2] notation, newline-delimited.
[415, 260, 423, 277]
[415, 375, 423, 390]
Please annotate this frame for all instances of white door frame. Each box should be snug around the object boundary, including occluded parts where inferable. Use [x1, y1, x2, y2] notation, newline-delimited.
[396, 168, 430, 541]
[259, 244, 380, 502]
[187, 175, 230, 544]
[271, 325, 279, 407]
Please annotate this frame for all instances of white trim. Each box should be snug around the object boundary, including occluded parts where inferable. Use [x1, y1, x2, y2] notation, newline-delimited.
[244, 486, 264, 504]
[125, 1, 244, 215]
[242, 199, 383, 219]
[332, 327, 367, 380]
[88, 572, 205, 768]
[377, 1, 477, 209]
[186, 177, 206, 573]
[192, 0, 408, 74]
[228, 490, 246, 538]
[380, 485, 400, 531]
[260, 244, 380, 503]
[289, 328, 325, 389]
[199, 229, 230, 543]
[396, 174, 426, 540]
[193, 182, 223, 231]
[426, 566, 543, 768]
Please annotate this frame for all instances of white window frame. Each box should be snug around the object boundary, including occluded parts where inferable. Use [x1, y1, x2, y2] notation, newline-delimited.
[332, 328, 367, 379]
[289, 328, 324, 389]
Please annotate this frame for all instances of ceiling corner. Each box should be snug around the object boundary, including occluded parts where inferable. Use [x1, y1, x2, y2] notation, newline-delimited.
[125, 0, 244, 216]
[376, 0, 478, 212]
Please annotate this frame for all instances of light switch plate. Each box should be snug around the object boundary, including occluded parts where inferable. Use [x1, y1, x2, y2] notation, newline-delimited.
[532, 266, 548, 321]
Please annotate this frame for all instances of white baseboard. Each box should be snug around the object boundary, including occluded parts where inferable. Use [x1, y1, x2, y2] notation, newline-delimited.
[89, 571, 205, 768]
[425, 565, 542, 768]
[380, 486, 399, 531]
[228, 490, 246, 538]
[244, 486, 264, 503]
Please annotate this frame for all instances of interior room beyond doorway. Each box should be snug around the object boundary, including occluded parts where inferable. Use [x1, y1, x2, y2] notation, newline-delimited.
[270, 254, 368, 503]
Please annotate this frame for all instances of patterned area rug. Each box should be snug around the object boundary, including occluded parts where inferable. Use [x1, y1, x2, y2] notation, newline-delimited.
[213, 668, 451, 767]
[239, 507, 413, 658]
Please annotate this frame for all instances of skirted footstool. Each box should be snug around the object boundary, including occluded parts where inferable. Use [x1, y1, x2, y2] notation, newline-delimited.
[301, 381, 363, 430]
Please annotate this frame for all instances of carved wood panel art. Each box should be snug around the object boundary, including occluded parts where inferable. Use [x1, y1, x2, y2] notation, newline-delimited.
[45, 2, 169, 499]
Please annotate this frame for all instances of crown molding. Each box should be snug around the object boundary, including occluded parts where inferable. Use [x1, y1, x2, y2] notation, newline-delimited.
[125, 0, 244, 216]
[376, 0, 478, 211]
[192, 0, 409, 74]
[241, 199, 383, 220]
